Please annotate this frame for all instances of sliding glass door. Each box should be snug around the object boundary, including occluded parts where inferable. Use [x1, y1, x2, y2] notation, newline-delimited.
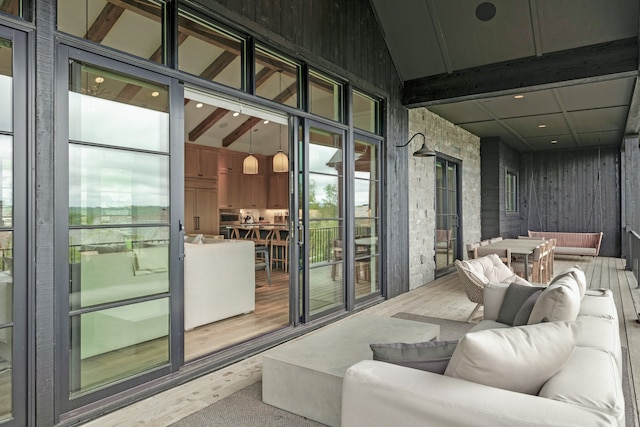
[435, 157, 460, 275]
[56, 47, 182, 412]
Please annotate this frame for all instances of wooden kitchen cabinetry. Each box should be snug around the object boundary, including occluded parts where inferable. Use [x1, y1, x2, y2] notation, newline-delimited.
[240, 173, 266, 208]
[268, 172, 289, 209]
[185, 143, 218, 179]
[218, 150, 244, 208]
[185, 185, 219, 235]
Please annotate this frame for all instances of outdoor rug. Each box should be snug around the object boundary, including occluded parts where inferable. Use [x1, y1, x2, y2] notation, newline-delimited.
[169, 381, 326, 427]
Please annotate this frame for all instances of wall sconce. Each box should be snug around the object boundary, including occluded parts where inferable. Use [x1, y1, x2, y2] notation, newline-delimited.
[396, 132, 436, 157]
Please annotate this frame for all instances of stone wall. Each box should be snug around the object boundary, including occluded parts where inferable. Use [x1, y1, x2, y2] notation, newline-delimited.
[407, 108, 481, 289]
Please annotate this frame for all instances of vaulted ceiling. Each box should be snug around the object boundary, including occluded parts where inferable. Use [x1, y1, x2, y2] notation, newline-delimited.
[370, 0, 640, 152]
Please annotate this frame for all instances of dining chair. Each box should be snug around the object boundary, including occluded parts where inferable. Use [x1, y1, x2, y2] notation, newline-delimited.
[270, 228, 289, 273]
[476, 246, 512, 269]
[489, 236, 503, 243]
[511, 244, 547, 283]
[466, 242, 480, 260]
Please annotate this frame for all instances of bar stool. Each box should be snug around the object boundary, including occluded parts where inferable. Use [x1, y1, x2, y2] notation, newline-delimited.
[255, 244, 271, 286]
[270, 228, 289, 273]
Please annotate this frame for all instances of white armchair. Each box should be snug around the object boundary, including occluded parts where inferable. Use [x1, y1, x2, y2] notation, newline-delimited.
[455, 253, 532, 322]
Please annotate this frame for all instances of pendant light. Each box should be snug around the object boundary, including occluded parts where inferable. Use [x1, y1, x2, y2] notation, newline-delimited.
[243, 126, 258, 175]
[272, 70, 288, 172]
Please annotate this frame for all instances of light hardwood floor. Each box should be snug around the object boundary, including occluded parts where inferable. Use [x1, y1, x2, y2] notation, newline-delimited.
[83, 255, 640, 426]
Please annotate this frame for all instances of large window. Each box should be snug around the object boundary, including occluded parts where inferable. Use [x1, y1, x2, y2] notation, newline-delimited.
[309, 70, 343, 123]
[57, 0, 164, 64]
[352, 90, 380, 134]
[67, 61, 171, 397]
[506, 170, 518, 213]
[255, 45, 299, 108]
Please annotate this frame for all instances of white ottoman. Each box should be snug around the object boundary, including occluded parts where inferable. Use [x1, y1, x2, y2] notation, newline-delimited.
[262, 314, 439, 426]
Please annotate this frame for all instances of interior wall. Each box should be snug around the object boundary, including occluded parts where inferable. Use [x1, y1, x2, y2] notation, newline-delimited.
[408, 108, 481, 289]
[520, 147, 621, 257]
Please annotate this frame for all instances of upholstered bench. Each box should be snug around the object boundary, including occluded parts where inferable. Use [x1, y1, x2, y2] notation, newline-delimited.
[528, 230, 603, 256]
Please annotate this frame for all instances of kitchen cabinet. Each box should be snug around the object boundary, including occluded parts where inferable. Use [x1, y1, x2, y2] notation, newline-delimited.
[218, 171, 241, 208]
[268, 172, 289, 209]
[185, 144, 218, 179]
[185, 187, 219, 235]
[240, 174, 266, 208]
[218, 150, 244, 174]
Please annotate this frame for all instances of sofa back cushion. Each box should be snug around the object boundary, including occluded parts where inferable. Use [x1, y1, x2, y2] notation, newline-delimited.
[549, 265, 587, 298]
[370, 340, 458, 374]
[528, 275, 581, 324]
[444, 321, 579, 395]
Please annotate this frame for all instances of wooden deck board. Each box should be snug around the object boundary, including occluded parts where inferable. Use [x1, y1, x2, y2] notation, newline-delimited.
[83, 256, 640, 426]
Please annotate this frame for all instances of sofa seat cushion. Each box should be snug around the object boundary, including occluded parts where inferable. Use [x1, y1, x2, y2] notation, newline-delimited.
[539, 347, 624, 424]
[576, 315, 622, 371]
[444, 322, 579, 395]
[469, 319, 511, 333]
[556, 246, 598, 256]
[579, 290, 617, 319]
[528, 275, 581, 324]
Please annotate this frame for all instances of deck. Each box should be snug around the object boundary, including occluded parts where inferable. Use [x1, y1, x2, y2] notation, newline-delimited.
[83, 255, 640, 426]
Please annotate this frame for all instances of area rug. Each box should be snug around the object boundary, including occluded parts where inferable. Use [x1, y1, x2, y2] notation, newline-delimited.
[391, 312, 475, 340]
[169, 381, 326, 427]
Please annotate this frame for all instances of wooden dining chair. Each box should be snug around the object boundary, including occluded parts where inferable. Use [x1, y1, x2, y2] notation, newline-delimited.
[466, 242, 480, 259]
[512, 244, 547, 283]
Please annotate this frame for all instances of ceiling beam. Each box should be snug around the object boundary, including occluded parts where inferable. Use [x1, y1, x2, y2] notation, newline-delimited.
[222, 117, 261, 147]
[85, 3, 125, 43]
[403, 37, 638, 108]
[1, 0, 19, 15]
[200, 51, 237, 81]
[189, 108, 230, 142]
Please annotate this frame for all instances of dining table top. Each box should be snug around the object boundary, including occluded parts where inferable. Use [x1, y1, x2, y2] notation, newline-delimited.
[482, 238, 543, 255]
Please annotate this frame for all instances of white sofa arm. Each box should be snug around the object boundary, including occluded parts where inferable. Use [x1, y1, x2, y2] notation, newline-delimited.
[342, 360, 616, 427]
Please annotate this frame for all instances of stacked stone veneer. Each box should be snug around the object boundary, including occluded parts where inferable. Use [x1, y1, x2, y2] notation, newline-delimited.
[408, 108, 481, 290]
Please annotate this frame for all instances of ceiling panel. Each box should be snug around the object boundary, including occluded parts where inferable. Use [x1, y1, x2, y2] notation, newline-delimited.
[369, 0, 445, 80]
[475, 90, 562, 119]
[426, 101, 493, 124]
[502, 113, 571, 138]
[568, 106, 630, 134]
[556, 78, 636, 111]
[536, 0, 638, 53]
[433, 0, 536, 70]
[577, 130, 625, 148]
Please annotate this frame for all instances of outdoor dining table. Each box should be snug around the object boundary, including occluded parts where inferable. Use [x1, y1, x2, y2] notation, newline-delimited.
[481, 238, 546, 281]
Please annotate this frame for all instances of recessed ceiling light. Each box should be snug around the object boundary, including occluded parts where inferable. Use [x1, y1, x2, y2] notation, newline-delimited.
[263, 120, 270, 124]
[195, 102, 203, 108]
[551, 140, 558, 144]
[538, 124, 547, 128]
[514, 95, 524, 99]
[94, 76, 105, 83]
[151, 91, 160, 97]
[233, 112, 240, 117]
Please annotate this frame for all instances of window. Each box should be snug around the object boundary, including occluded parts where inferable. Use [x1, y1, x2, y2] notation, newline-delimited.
[255, 45, 299, 108]
[352, 90, 380, 134]
[309, 70, 343, 123]
[505, 170, 517, 213]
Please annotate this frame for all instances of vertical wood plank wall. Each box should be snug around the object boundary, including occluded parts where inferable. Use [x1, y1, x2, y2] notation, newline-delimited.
[200, 0, 410, 296]
[520, 147, 621, 257]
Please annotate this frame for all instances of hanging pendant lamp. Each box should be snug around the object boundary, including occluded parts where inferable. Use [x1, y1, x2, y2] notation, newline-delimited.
[272, 70, 288, 173]
[243, 127, 258, 175]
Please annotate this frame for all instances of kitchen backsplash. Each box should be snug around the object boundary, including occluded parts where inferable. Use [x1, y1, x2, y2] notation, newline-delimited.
[239, 209, 289, 224]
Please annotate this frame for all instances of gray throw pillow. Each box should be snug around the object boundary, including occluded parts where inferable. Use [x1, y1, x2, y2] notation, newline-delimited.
[370, 340, 458, 374]
[496, 283, 546, 326]
[512, 289, 543, 326]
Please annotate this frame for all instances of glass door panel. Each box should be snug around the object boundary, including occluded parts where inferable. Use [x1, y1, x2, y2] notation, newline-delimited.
[435, 159, 460, 275]
[66, 60, 171, 400]
[353, 137, 380, 299]
[305, 125, 345, 317]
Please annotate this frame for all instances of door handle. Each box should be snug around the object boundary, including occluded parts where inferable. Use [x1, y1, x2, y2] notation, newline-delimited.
[298, 224, 304, 247]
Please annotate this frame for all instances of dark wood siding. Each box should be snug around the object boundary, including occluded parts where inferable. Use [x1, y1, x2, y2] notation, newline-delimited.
[520, 148, 620, 257]
[480, 138, 521, 239]
[199, 0, 409, 296]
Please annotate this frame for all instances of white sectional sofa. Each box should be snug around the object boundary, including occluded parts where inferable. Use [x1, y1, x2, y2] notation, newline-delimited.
[342, 267, 625, 426]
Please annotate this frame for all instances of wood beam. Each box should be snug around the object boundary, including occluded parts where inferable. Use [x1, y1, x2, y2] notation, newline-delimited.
[1, 0, 19, 15]
[403, 37, 638, 108]
[222, 117, 261, 147]
[188, 108, 229, 142]
[200, 51, 237, 81]
[85, 3, 125, 43]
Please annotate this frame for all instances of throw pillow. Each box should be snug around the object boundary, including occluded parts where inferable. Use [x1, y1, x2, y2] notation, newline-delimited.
[496, 283, 546, 326]
[549, 265, 587, 298]
[528, 275, 581, 324]
[444, 321, 579, 395]
[512, 289, 543, 326]
[370, 340, 458, 374]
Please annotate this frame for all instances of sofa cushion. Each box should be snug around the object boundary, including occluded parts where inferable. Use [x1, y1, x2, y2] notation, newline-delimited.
[528, 275, 581, 324]
[539, 347, 624, 423]
[579, 289, 617, 319]
[444, 321, 579, 395]
[512, 289, 543, 326]
[549, 265, 587, 298]
[496, 283, 545, 326]
[576, 315, 622, 371]
[370, 340, 458, 374]
[461, 254, 515, 285]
